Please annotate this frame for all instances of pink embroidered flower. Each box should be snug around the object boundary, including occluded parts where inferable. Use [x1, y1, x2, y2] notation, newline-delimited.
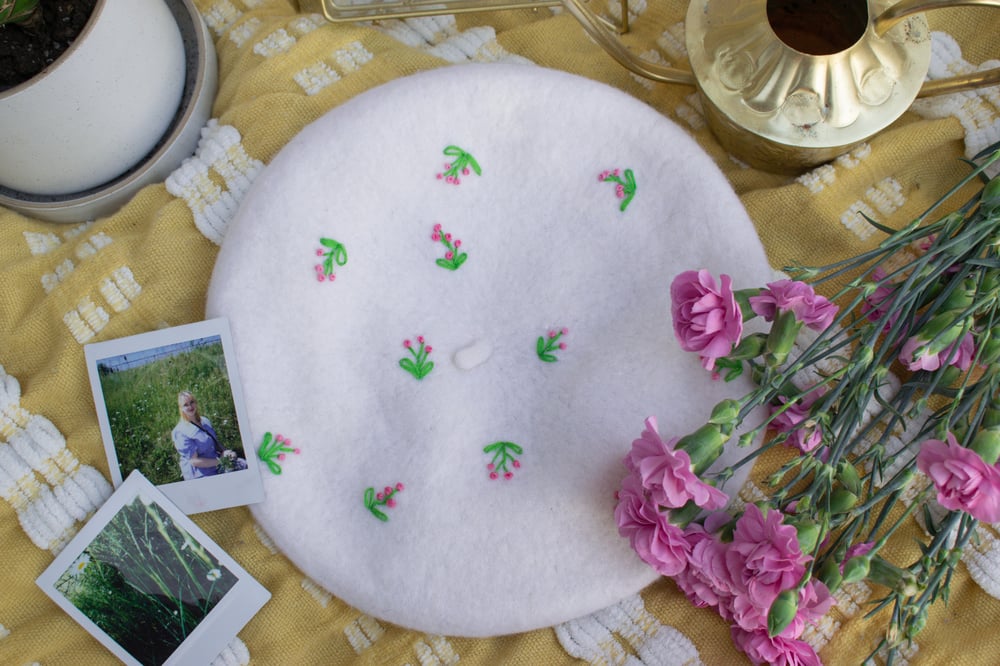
[768, 389, 826, 453]
[899, 331, 975, 372]
[750, 280, 838, 331]
[670, 270, 743, 371]
[625, 417, 728, 510]
[730, 627, 822, 666]
[726, 504, 809, 619]
[614, 471, 690, 576]
[916, 432, 1000, 522]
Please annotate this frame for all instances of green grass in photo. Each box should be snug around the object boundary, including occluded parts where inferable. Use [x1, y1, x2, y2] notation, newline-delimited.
[55, 497, 237, 666]
[97, 340, 244, 485]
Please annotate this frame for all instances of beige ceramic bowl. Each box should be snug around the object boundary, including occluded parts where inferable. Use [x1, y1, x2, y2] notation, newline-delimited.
[0, 0, 217, 223]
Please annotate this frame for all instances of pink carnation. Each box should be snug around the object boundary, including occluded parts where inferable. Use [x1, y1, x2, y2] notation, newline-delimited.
[727, 504, 809, 619]
[730, 627, 822, 666]
[674, 516, 737, 616]
[916, 432, 1000, 522]
[899, 332, 975, 372]
[614, 471, 690, 576]
[625, 417, 728, 510]
[749, 279, 838, 331]
[862, 267, 900, 331]
[777, 580, 834, 640]
[768, 389, 826, 453]
[840, 541, 875, 574]
[670, 270, 743, 371]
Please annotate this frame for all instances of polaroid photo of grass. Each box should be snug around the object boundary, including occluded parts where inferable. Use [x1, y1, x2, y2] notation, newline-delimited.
[37, 470, 270, 666]
[84, 318, 264, 514]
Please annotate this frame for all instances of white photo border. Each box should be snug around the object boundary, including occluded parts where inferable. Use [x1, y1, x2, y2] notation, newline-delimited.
[36, 470, 270, 666]
[84, 318, 264, 514]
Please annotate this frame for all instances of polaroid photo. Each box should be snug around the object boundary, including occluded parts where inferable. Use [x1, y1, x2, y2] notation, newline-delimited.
[84, 318, 264, 514]
[37, 470, 270, 666]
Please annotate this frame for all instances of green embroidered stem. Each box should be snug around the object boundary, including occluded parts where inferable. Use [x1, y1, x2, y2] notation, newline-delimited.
[257, 432, 299, 475]
[599, 168, 636, 211]
[483, 441, 523, 480]
[431, 223, 467, 270]
[315, 237, 347, 282]
[364, 482, 404, 521]
[399, 336, 434, 380]
[536, 327, 568, 362]
[437, 145, 482, 184]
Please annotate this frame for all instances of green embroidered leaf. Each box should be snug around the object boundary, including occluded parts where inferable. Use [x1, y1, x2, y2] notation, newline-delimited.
[416, 361, 434, 379]
[364, 487, 375, 509]
[436, 258, 458, 270]
[333, 246, 347, 266]
[443, 145, 464, 158]
[536, 336, 545, 355]
[399, 358, 417, 374]
[257, 432, 274, 457]
[468, 155, 482, 176]
[454, 253, 467, 267]
[505, 442, 524, 455]
[624, 168, 636, 190]
[539, 352, 558, 363]
[264, 459, 282, 475]
[370, 506, 389, 522]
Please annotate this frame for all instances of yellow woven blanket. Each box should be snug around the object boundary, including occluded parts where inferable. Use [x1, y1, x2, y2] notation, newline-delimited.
[2, 0, 999, 663]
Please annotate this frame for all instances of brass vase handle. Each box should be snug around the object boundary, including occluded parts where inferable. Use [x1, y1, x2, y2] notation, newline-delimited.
[560, 0, 695, 85]
[872, 0, 1000, 97]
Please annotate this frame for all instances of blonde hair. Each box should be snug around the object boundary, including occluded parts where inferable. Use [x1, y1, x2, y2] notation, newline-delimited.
[177, 390, 202, 424]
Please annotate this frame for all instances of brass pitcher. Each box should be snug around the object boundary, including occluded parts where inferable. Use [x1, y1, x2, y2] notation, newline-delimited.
[300, 0, 1000, 172]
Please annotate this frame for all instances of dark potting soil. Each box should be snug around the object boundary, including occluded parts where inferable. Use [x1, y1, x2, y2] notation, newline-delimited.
[0, 0, 98, 90]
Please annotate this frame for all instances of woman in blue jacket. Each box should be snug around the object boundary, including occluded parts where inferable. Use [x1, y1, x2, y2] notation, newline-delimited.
[171, 390, 222, 480]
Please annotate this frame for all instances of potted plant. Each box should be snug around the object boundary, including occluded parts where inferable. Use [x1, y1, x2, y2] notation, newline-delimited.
[0, 0, 217, 223]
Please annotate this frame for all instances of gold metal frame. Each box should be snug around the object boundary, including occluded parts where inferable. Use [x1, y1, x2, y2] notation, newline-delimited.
[299, 0, 999, 97]
[298, 0, 629, 33]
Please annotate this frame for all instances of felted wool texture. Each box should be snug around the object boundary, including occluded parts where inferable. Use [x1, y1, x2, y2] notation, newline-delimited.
[206, 63, 774, 637]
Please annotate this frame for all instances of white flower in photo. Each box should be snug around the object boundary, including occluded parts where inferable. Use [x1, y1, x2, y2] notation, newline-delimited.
[69, 553, 90, 578]
[206, 568, 222, 581]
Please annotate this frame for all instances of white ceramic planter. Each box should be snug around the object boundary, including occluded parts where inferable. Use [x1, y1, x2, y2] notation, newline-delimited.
[0, 0, 217, 223]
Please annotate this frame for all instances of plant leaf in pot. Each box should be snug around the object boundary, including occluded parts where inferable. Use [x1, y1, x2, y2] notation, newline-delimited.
[0, 0, 218, 223]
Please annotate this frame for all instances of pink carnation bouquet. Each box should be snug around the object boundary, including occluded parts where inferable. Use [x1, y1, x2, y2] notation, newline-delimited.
[616, 144, 1000, 664]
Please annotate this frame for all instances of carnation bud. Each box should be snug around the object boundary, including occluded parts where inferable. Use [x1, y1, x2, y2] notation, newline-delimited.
[940, 276, 977, 313]
[666, 498, 702, 528]
[904, 608, 928, 641]
[726, 333, 767, 361]
[971, 428, 1000, 466]
[978, 325, 1000, 365]
[836, 461, 863, 495]
[708, 399, 741, 427]
[919, 315, 967, 356]
[767, 589, 799, 637]
[817, 558, 843, 593]
[828, 487, 858, 514]
[980, 175, 1000, 214]
[676, 424, 727, 475]
[852, 344, 875, 368]
[842, 554, 871, 583]
[765, 310, 802, 367]
[733, 288, 760, 321]
[868, 556, 921, 596]
[793, 519, 821, 554]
